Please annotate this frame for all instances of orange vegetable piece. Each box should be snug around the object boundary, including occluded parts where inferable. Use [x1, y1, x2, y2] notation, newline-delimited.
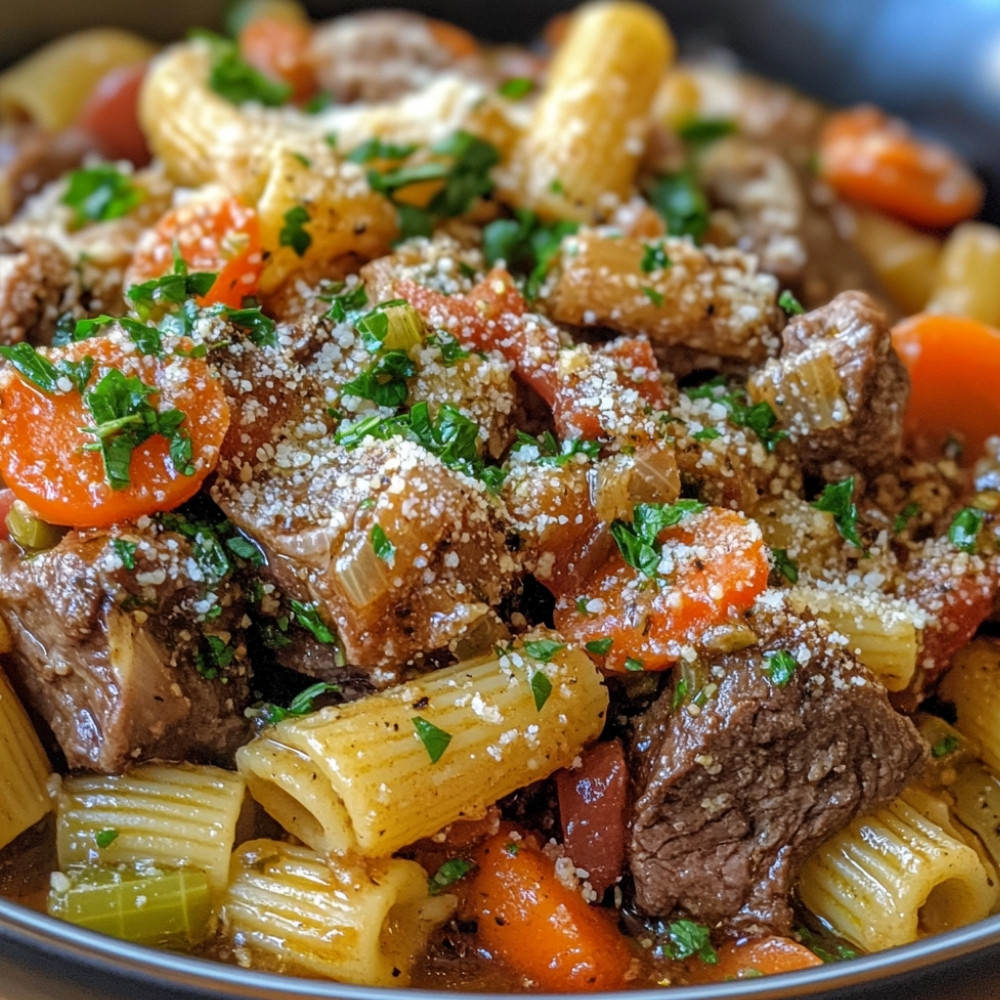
[238, 16, 316, 104]
[0, 333, 229, 528]
[818, 105, 983, 228]
[426, 19, 480, 60]
[464, 829, 633, 992]
[555, 506, 769, 672]
[125, 196, 263, 309]
[75, 63, 150, 166]
[891, 313, 1000, 462]
[690, 936, 823, 983]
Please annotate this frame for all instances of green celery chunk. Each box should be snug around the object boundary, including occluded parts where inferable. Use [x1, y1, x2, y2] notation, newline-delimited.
[47, 865, 212, 948]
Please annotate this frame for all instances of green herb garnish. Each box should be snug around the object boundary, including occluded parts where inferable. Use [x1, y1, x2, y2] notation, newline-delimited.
[412, 716, 452, 763]
[765, 649, 798, 686]
[62, 165, 143, 226]
[279, 205, 312, 257]
[610, 500, 707, 577]
[948, 507, 986, 554]
[371, 524, 395, 562]
[428, 857, 474, 894]
[811, 476, 866, 552]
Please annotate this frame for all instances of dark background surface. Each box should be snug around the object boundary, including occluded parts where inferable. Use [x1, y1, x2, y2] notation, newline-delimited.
[1, 1, 1000, 998]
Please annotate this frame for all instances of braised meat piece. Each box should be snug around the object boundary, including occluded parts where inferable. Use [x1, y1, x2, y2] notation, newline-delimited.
[748, 291, 909, 480]
[0, 521, 252, 772]
[629, 598, 925, 935]
[0, 231, 74, 345]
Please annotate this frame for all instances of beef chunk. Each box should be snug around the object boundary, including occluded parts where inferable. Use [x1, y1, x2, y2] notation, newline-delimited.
[629, 599, 925, 935]
[0, 231, 74, 344]
[748, 291, 909, 480]
[0, 522, 252, 772]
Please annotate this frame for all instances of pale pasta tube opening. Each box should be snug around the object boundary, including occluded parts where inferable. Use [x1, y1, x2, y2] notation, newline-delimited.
[237, 630, 609, 857]
[939, 637, 1000, 776]
[222, 839, 454, 987]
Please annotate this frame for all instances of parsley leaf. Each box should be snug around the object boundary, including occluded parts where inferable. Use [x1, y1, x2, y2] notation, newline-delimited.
[341, 350, 416, 408]
[195, 633, 236, 679]
[225, 534, 264, 565]
[523, 638, 566, 663]
[321, 282, 369, 323]
[766, 649, 798, 686]
[646, 170, 710, 244]
[201, 30, 292, 106]
[0, 343, 94, 395]
[892, 501, 921, 534]
[948, 507, 986, 554]
[498, 77, 534, 99]
[811, 477, 866, 552]
[770, 547, 799, 584]
[62, 165, 143, 226]
[642, 286, 665, 307]
[371, 524, 395, 562]
[778, 289, 806, 316]
[585, 637, 614, 656]
[412, 716, 452, 763]
[640, 242, 671, 273]
[426, 330, 470, 364]
[225, 305, 277, 347]
[112, 538, 138, 570]
[683, 377, 788, 452]
[514, 430, 601, 467]
[280, 205, 312, 256]
[675, 115, 737, 147]
[659, 919, 717, 964]
[428, 857, 475, 894]
[624, 656, 645, 672]
[530, 671, 553, 711]
[288, 600, 338, 646]
[482, 208, 578, 298]
[610, 500, 707, 577]
[95, 829, 120, 849]
[253, 681, 341, 725]
[126, 258, 217, 317]
[931, 734, 960, 758]
[347, 138, 419, 163]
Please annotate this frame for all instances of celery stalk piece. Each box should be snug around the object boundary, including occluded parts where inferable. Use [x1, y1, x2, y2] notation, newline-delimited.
[47, 865, 212, 948]
[5, 503, 65, 551]
[380, 303, 425, 351]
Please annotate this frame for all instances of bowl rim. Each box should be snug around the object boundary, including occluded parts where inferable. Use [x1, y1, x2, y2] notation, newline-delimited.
[1, 895, 999, 999]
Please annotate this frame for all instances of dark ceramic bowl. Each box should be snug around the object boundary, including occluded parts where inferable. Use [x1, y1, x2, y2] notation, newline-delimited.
[2, 2, 1000, 998]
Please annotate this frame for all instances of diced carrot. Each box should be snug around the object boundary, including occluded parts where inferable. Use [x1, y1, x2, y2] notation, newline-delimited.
[556, 740, 628, 896]
[891, 313, 1000, 462]
[555, 505, 769, 672]
[75, 63, 150, 166]
[0, 333, 229, 528]
[818, 106, 983, 229]
[398, 270, 665, 439]
[690, 936, 823, 983]
[125, 196, 263, 309]
[464, 828, 634, 992]
[426, 19, 480, 60]
[238, 15, 316, 104]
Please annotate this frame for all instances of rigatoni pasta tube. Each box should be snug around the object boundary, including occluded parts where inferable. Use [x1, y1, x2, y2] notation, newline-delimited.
[926, 222, 1000, 327]
[0, 667, 52, 850]
[0, 29, 155, 130]
[237, 631, 608, 857]
[55, 762, 246, 895]
[939, 637, 1000, 776]
[506, 1, 673, 222]
[222, 839, 454, 987]
[798, 793, 994, 952]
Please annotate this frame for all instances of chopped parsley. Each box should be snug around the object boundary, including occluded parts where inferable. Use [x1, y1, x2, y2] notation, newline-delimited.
[498, 77, 534, 99]
[892, 501, 921, 534]
[112, 538, 138, 570]
[770, 547, 799, 584]
[159, 513, 237, 584]
[288, 600, 338, 646]
[778, 289, 806, 316]
[523, 638, 566, 663]
[684, 376, 788, 452]
[127, 264, 216, 318]
[610, 500, 707, 577]
[428, 857, 475, 894]
[624, 657, 645, 672]
[195, 634, 236, 679]
[530, 671, 553, 711]
[279, 205, 312, 257]
[671, 677, 690, 711]
[200, 30, 292, 106]
[482, 208, 579, 299]
[252, 681, 341, 726]
[641, 286, 665, 307]
[225, 534, 264, 565]
[341, 350, 416, 408]
[794, 924, 858, 964]
[692, 427, 721, 441]
[347, 138, 419, 164]
[931, 734, 961, 758]
[811, 476, 866, 552]
[94, 829, 120, 849]
[640, 242, 671, 273]
[371, 524, 395, 562]
[321, 282, 369, 323]
[0, 342, 93, 395]
[225, 306, 277, 348]
[646, 170, 710, 244]
[412, 716, 452, 763]
[948, 507, 986, 554]
[513, 430, 601, 467]
[549, 178, 565, 195]
[765, 649, 798, 686]
[585, 637, 614, 656]
[676, 115, 737, 147]
[62, 164, 143, 226]
[80, 370, 192, 490]
[657, 919, 717, 964]
[426, 330, 470, 364]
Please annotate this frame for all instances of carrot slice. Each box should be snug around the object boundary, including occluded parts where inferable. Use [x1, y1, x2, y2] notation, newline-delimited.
[125, 196, 263, 309]
[690, 936, 823, 983]
[464, 829, 633, 992]
[891, 313, 1000, 462]
[818, 105, 983, 229]
[238, 16, 316, 104]
[555, 505, 769, 672]
[0, 332, 229, 528]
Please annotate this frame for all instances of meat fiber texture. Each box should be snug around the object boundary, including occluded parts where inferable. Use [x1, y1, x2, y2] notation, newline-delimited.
[629, 595, 926, 936]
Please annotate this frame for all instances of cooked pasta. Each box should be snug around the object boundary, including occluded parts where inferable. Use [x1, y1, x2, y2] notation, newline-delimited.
[222, 839, 454, 986]
[0, 667, 52, 851]
[939, 638, 1000, 775]
[925, 222, 1000, 327]
[237, 632, 608, 856]
[798, 791, 995, 951]
[54, 763, 247, 894]
[0, 29, 155, 129]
